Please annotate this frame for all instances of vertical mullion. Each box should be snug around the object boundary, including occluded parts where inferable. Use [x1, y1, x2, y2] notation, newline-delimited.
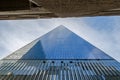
[81, 61, 89, 80]
[14, 60, 26, 80]
[99, 61, 111, 76]
[37, 61, 45, 80]
[20, 60, 29, 80]
[87, 61, 98, 80]
[35, 60, 43, 80]
[0, 60, 15, 80]
[102, 61, 115, 76]
[54, 61, 57, 80]
[65, 63, 69, 80]
[73, 62, 79, 80]
[84, 61, 94, 80]
[41, 61, 47, 80]
[69, 64, 73, 80]
[44, 61, 49, 80]
[109, 61, 120, 78]
[78, 62, 85, 80]
[75, 62, 81, 80]
[92, 61, 105, 75]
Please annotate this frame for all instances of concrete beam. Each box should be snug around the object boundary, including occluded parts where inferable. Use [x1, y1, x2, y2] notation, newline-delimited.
[0, 0, 120, 19]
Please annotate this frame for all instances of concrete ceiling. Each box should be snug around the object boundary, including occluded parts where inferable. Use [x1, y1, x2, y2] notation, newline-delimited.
[0, 0, 120, 19]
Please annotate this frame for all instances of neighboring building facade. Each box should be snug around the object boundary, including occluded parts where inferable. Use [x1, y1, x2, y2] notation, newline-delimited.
[0, 0, 120, 19]
[0, 25, 120, 80]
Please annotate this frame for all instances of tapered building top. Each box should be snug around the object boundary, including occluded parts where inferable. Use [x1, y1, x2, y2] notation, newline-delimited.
[4, 25, 112, 60]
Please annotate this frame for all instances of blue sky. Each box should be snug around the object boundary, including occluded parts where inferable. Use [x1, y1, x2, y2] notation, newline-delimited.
[0, 16, 120, 62]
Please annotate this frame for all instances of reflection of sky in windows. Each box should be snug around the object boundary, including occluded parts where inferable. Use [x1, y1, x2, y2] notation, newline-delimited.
[21, 26, 112, 60]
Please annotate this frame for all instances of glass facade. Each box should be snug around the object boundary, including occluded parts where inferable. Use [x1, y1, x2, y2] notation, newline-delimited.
[5, 25, 112, 60]
[0, 25, 120, 80]
[0, 60, 120, 80]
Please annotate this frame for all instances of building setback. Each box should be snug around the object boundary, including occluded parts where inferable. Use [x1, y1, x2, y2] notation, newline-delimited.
[0, 25, 120, 80]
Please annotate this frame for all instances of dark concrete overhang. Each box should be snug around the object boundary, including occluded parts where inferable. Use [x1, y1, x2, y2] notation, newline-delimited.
[0, 0, 120, 19]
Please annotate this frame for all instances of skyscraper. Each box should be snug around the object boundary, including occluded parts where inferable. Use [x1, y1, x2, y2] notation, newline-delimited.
[0, 25, 120, 80]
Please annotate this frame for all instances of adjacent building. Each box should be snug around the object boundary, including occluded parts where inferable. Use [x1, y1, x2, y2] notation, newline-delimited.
[0, 0, 120, 19]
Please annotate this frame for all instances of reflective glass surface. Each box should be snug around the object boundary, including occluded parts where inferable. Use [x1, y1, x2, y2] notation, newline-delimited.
[21, 26, 112, 59]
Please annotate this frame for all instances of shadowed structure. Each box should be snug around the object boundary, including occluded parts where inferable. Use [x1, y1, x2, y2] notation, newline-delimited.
[0, 0, 120, 19]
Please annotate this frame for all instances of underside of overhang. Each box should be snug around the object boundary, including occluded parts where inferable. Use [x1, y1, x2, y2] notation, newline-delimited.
[0, 0, 120, 19]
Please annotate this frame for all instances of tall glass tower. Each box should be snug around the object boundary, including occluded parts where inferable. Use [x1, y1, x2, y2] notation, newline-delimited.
[0, 25, 120, 80]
